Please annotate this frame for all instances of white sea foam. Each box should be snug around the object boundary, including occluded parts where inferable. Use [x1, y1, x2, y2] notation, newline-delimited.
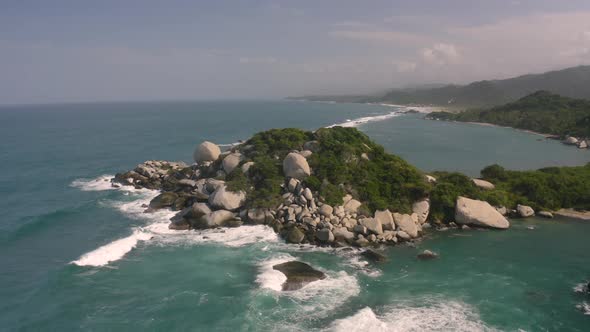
[328, 300, 497, 332]
[573, 282, 588, 293]
[256, 254, 294, 291]
[71, 229, 152, 267]
[70, 175, 117, 191]
[148, 223, 281, 247]
[577, 302, 590, 315]
[218, 142, 241, 148]
[378, 103, 440, 114]
[256, 255, 360, 318]
[72, 175, 281, 267]
[326, 111, 402, 128]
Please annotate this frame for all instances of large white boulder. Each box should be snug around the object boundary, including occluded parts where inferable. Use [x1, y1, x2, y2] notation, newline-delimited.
[241, 161, 254, 174]
[393, 213, 419, 238]
[412, 199, 430, 224]
[455, 196, 509, 229]
[564, 136, 579, 145]
[517, 204, 535, 218]
[283, 152, 311, 179]
[208, 185, 246, 211]
[360, 218, 383, 235]
[333, 227, 355, 242]
[193, 141, 221, 163]
[344, 199, 362, 213]
[202, 210, 236, 227]
[472, 179, 495, 190]
[222, 153, 243, 174]
[374, 210, 395, 231]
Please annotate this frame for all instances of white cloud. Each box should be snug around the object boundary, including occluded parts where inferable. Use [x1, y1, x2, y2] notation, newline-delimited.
[420, 43, 460, 65]
[392, 60, 417, 73]
[329, 30, 428, 44]
[239, 57, 278, 64]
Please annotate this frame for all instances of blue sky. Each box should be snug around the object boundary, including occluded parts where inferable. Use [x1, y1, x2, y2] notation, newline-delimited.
[2, 0, 590, 104]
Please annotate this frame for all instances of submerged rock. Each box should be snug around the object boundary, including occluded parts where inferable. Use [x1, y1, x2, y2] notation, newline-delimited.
[455, 196, 510, 229]
[361, 248, 388, 263]
[273, 261, 326, 291]
[417, 249, 439, 260]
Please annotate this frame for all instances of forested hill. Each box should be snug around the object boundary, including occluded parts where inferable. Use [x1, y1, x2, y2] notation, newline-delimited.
[288, 65, 590, 108]
[428, 91, 590, 137]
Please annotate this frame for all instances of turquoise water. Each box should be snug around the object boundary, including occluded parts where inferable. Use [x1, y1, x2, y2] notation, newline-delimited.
[0, 100, 589, 331]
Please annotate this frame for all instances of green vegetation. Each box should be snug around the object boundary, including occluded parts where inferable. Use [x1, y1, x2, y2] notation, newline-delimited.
[480, 164, 590, 211]
[227, 127, 589, 222]
[429, 163, 590, 222]
[430, 91, 590, 137]
[246, 128, 313, 158]
[235, 127, 430, 212]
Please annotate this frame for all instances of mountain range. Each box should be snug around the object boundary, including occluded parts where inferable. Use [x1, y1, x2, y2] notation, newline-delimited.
[288, 65, 590, 108]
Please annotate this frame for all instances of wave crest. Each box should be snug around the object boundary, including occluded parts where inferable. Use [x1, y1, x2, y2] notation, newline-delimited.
[329, 299, 498, 332]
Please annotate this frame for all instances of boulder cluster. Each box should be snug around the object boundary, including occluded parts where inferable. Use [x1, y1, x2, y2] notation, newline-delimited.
[112, 139, 436, 247]
[563, 136, 589, 149]
[267, 176, 431, 247]
[112, 134, 556, 249]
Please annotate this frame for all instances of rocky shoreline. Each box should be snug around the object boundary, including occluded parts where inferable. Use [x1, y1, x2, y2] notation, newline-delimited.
[111, 128, 557, 250]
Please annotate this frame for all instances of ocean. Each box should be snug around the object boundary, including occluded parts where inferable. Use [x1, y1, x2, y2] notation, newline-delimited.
[0, 100, 589, 331]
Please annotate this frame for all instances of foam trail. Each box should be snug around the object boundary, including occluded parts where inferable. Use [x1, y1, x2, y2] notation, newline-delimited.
[328, 300, 497, 332]
[326, 111, 402, 128]
[573, 282, 588, 293]
[72, 175, 280, 267]
[218, 142, 241, 147]
[577, 302, 590, 315]
[70, 175, 116, 191]
[71, 229, 152, 267]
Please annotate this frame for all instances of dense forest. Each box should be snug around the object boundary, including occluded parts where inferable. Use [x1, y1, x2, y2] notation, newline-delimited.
[428, 91, 590, 138]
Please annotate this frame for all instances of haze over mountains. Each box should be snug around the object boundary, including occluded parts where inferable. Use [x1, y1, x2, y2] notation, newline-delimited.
[289, 65, 590, 108]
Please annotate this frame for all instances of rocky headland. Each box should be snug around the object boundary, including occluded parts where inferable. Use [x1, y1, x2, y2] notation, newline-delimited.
[111, 127, 581, 252]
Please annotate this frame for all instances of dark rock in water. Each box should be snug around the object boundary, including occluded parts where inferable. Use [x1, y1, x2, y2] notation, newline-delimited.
[417, 249, 439, 260]
[272, 261, 326, 291]
[149, 192, 179, 209]
[361, 249, 388, 263]
[168, 218, 190, 230]
[286, 227, 305, 244]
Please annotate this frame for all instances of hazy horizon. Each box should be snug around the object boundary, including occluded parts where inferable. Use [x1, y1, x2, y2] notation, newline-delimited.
[2, 0, 590, 104]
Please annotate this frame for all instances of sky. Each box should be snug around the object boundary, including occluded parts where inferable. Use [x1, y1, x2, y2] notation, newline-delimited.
[2, 0, 590, 104]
